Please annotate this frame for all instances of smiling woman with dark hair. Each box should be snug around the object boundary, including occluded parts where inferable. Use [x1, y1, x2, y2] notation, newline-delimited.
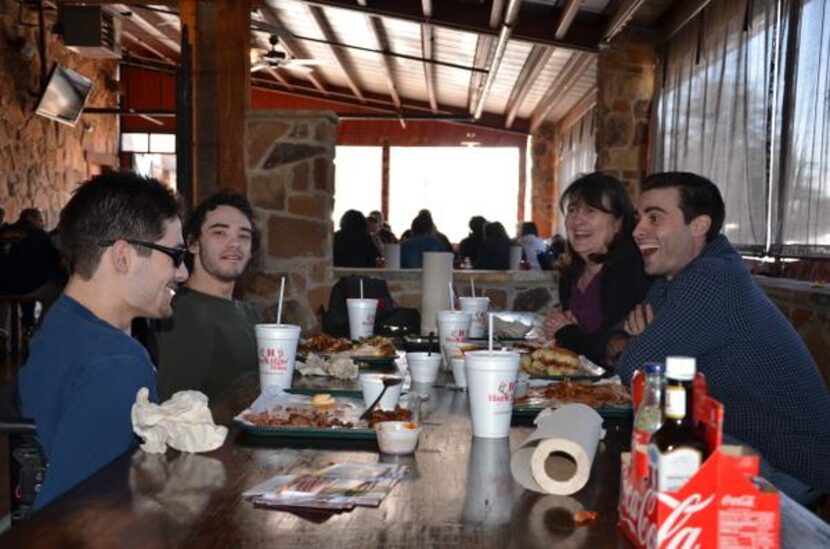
[543, 172, 652, 366]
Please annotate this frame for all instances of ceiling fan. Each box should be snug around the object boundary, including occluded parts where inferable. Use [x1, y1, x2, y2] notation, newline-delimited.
[250, 35, 323, 74]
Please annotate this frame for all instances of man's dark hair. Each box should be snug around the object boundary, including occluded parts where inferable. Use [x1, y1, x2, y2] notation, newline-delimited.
[58, 172, 181, 279]
[184, 189, 260, 255]
[484, 221, 509, 241]
[410, 213, 433, 236]
[18, 208, 43, 227]
[468, 216, 486, 235]
[339, 209, 368, 232]
[520, 221, 539, 237]
[641, 172, 725, 242]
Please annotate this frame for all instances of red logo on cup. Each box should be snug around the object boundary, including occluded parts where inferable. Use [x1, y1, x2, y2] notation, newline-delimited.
[488, 380, 516, 403]
[259, 347, 288, 372]
[448, 328, 467, 343]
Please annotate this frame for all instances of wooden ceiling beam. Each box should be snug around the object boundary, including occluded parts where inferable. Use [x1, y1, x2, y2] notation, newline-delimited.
[295, 0, 601, 52]
[367, 15, 402, 109]
[530, 52, 593, 132]
[557, 87, 596, 134]
[59, 0, 269, 6]
[467, 0, 503, 115]
[504, 44, 552, 128]
[120, 29, 176, 64]
[259, 6, 329, 96]
[555, 0, 583, 39]
[253, 77, 530, 134]
[116, 4, 181, 54]
[604, 0, 648, 42]
[306, 4, 366, 101]
[467, 36, 493, 115]
[659, 0, 715, 42]
[472, 0, 523, 120]
[489, 0, 506, 28]
[420, 0, 438, 113]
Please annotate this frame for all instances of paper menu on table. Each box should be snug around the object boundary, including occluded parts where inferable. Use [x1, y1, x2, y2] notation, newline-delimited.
[243, 462, 408, 510]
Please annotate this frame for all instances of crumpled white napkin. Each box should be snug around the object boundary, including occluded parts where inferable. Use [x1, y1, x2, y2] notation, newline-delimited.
[132, 388, 228, 454]
[296, 352, 358, 380]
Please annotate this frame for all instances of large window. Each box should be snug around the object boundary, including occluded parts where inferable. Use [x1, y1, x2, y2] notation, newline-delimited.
[121, 132, 177, 190]
[333, 146, 521, 244]
[777, 0, 830, 255]
[389, 147, 520, 243]
[654, 0, 830, 257]
[332, 146, 382, 227]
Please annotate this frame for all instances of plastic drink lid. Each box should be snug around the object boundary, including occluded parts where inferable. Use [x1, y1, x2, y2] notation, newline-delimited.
[643, 362, 664, 375]
[665, 356, 696, 380]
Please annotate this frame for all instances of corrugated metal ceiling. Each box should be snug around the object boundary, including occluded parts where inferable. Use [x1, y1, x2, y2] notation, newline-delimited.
[112, 0, 682, 134]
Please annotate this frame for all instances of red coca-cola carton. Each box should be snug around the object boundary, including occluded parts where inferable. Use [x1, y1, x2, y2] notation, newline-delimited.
[619, 376, 780, 548]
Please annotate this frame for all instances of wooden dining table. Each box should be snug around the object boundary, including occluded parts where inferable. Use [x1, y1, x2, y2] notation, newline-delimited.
[3, 371, 829, 548]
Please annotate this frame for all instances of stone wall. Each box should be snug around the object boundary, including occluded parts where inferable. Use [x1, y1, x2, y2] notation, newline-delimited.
[529, 122, 558, 238]
[0, 0, 118, 227]
[757, 278, 830, 388]
[333, 268, 559, 313]
[239, 110, 338, 332]
[595, 30, 657, 196]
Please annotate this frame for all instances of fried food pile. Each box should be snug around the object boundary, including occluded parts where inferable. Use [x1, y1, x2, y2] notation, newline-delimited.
[364, 407, 413, 428]
[350, 335, 397, 357]
[242, 406, 357, 429]
[298, 334, 397, 358]
[299, 333, 352, 355]
[515, 380, 630, 409]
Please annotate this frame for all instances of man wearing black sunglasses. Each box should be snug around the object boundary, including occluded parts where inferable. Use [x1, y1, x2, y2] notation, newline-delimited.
[18, 172, 188, 509]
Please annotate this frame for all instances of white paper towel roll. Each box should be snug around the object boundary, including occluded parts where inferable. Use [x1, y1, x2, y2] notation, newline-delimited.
[509, 403, 604, 495]
[383, 243, 401, 269]
[420, 252, 453, 335]
[509, 246, 523, 270]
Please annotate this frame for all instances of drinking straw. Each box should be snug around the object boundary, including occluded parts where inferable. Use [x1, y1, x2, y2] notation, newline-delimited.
[360, 278, 364, 299]
[488, 313, 494, 352]
[448, 282, 455, 310]
[470, 278, 476, 297]
[276, 276, 285, 324]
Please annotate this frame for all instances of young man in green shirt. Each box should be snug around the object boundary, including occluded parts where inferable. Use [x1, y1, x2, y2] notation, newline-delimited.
[155, 190, 261, 401]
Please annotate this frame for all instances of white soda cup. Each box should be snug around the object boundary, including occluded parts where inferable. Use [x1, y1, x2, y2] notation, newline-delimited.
[465, 350, 520, 438]
[255, 324, 301, 391]
[347, 298, 378, 340]
[406, 352, 443, 384]
[359, 373, 402, 411]
[451, 356, 468, 389]
[437, 310, 472, 368]
[458, 297, 489, 338]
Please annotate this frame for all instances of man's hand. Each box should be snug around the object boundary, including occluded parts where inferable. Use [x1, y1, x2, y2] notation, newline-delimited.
[624, 304, 654, 336]
[605, 333, 631, 368]
[543, 309, 577, 339]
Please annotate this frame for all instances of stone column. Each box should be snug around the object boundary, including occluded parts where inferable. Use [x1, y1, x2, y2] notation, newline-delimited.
[240, 110, 338, 332]
[529, 122, 559, 238]
[595, 31, 657, 197]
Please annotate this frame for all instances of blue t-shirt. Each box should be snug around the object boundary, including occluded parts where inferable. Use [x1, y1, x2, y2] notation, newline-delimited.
[18, 295, 158, 508]
[401, 235, 446, 268]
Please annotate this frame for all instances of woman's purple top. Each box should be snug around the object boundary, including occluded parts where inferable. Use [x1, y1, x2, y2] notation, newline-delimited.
[568, 270, 604, 334]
